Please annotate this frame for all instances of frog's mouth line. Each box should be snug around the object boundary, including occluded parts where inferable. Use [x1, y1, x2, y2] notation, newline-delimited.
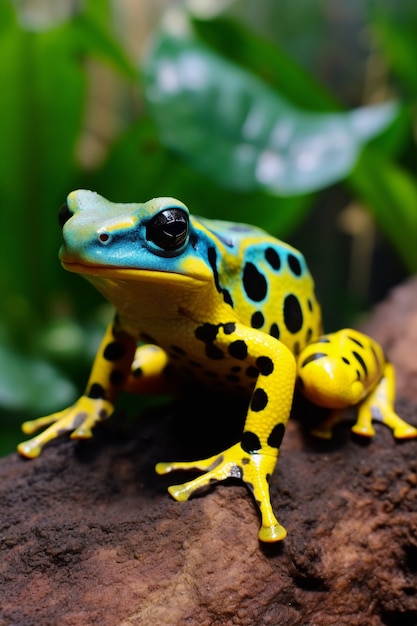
[61, 261, 209, 285]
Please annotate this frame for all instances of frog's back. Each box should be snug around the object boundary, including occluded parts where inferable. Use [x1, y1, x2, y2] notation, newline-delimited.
[194, 215, 322, 356]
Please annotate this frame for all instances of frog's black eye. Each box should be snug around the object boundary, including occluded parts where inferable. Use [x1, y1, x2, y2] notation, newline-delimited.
[59, 202, 74, 229]
[146, 208, 189, 251]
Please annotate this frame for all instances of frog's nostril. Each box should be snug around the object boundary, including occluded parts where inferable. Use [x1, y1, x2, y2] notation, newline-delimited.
[58, 202, 74, 229]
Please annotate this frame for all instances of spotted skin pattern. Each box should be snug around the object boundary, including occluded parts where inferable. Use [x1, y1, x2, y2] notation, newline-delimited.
[297, 329, 417, 439]
[17, 191, 417, 542]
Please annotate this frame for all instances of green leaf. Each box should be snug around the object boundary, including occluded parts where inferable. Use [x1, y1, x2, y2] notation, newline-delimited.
[373, 16, 417, 97]
[192, 16, 338, 111]
[0, 13, 86, 314]
[144, 34, 399, 197]
[349, 148, 417, 272]
[89, 115, 313, 237]
[0, 343, 76, 414]
[74, 13, 136, 79]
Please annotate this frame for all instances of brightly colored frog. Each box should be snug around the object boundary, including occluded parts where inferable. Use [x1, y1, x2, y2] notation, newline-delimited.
[17, 191, 417, 542]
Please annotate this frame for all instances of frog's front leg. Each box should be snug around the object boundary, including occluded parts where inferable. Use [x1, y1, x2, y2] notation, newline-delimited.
[17, 320, 137, 458]
[156, 323, 296, 543]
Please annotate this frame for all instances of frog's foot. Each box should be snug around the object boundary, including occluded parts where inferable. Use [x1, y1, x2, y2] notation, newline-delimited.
[310, 410, 342, 440]
[156, 442, 287, 543]
[352, 401, 417, 440]
[17, 396, 114, 459]
[373, 406, 417, 439]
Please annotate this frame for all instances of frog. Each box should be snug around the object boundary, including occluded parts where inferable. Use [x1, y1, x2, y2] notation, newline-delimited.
[17, 190, 417, 542]
[296, 328, 417, 440]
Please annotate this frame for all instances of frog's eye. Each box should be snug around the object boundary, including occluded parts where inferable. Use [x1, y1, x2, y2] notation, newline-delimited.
[59, 202, 74, 229]
[146, 208, 189, 251]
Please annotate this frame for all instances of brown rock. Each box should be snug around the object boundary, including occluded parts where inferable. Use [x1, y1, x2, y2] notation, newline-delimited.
[1, 279, 417, 626]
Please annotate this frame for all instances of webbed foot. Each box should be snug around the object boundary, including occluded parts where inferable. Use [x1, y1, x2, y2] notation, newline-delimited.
[17, 396, 114, 458]
[156, 442, 286, 542]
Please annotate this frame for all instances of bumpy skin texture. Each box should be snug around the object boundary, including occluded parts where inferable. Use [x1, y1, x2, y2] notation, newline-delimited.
[297, 329, 417, 439]
[17, 191, 417, 542]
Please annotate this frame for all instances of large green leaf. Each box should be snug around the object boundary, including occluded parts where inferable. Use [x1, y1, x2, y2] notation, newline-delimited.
[89, 115, 313, 237]
[0, 2, 135, 322]
[192, 16, 338, 111]
[349, 148, 417, 272]
[144, 34, 399, 197]
[0, 9, 86, 315]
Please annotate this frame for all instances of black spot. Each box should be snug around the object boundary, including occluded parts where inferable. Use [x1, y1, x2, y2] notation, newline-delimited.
[301, 352, 327, 368]
[230, 365, 241, 372]
[223, 322, 236, 335]
[307, 299, 314, 312]
[207, 246, 234, 306]
[140, 332, 157, 345]
[110, 370, 124, 386]
[132, 367, 143, 377]
[188, 360, 202, 368]
[267, 423, 285, 448]
[241, 431, 262, 453]
[270, 323, 280, 339]
[348, 335, 365, 348]
[195, 323, 218, 343]
[243, 262, 267, 302]
[245, 366, 259, 378]
[293, 342, 300, 356]
[208, 246, 220, 292]
[251, 311, 264, 328]
[223, 290, 234, 307]
[251, 388, 268, 412]
[305, 327, 313, 343]
[265, 247, 281, 270]
[288, 253, 302, 276]
[226, 374, 240, 383]
[171, 345, 186, 355]
[352, 350, 368, 377]
[87, 383, 105, 399]
[228, 340, 248, 360]
[256, 356, 274, 376]
[103, 342, 126, 361]
[283, 294, 303, 334]
[342, 357, 350, 365]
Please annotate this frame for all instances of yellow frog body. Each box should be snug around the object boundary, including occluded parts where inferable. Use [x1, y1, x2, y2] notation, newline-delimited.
[17, 191, 417, 542]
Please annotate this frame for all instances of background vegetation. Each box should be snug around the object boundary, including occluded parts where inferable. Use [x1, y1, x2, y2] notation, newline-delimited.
[1, 0, 416, 455]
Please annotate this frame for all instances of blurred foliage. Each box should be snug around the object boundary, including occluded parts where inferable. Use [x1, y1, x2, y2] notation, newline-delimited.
[0, 0, 416, 455]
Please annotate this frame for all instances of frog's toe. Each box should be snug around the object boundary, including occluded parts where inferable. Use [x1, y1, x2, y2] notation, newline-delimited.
[17, 439, 43, 459]
[351, 423, 375, 437]
[157, 443, 287, 542]
[393, 422, 417, 439]
[258, 522, 287, 543]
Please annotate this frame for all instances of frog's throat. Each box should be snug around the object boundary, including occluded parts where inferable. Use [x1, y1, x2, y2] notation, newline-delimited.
[61, 261, 209, 286]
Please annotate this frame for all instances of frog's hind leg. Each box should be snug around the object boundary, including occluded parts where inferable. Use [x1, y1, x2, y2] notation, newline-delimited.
[352, 363, 417, 439]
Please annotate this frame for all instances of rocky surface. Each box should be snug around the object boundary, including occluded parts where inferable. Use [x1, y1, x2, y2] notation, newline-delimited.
[0, 278, 417, 626]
